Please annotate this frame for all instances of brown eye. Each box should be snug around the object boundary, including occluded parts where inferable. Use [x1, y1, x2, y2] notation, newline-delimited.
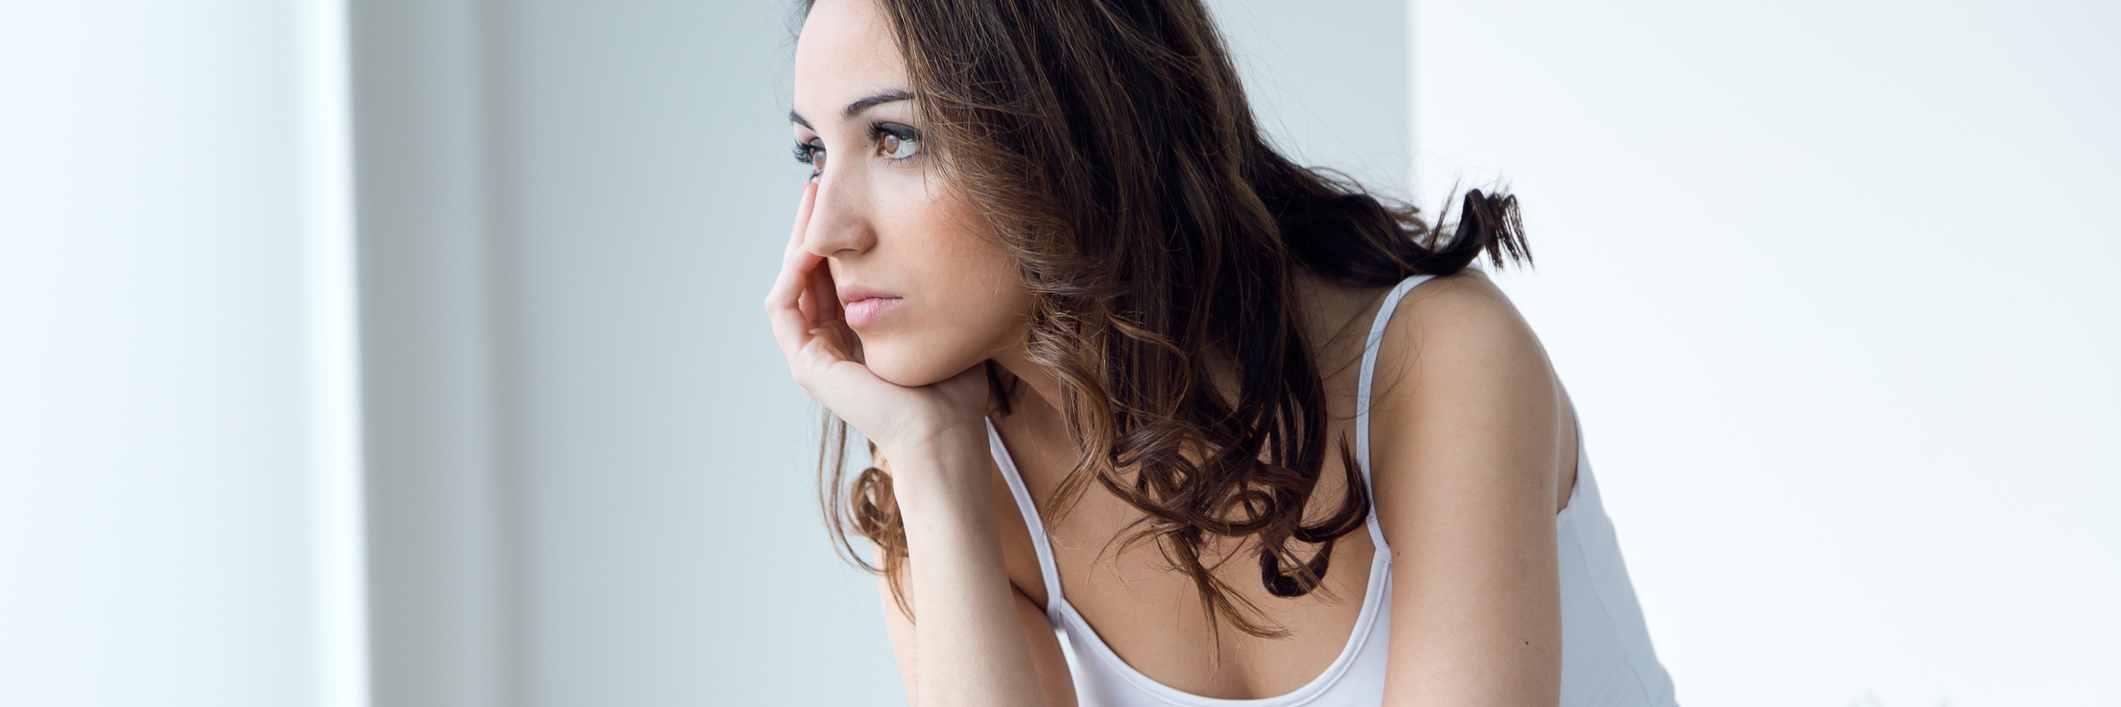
[878, 129, 919, 159]
[794, 139, 824, 181]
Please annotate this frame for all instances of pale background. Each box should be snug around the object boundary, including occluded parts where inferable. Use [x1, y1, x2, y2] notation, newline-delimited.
[1, 1, 2114, 706]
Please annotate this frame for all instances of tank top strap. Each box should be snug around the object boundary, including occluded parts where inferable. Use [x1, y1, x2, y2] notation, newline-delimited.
[1357, 274, 1437, 553]
[986, 417, 1065, 616]
[987, 272, 1437, 612]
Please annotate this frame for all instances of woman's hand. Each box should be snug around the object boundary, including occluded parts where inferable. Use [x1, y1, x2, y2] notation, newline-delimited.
[764, 182, 990, 468]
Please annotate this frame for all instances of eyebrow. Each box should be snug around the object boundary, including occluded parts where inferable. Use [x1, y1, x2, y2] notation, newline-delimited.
[789, 90, 913, 129]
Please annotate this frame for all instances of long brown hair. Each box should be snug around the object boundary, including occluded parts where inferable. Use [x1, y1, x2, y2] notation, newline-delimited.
[808, 0, 1528, 639]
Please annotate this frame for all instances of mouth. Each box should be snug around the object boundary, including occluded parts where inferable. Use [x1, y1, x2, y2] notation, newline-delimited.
[837, 284, 905, 329]
[842, 296, 903, 328]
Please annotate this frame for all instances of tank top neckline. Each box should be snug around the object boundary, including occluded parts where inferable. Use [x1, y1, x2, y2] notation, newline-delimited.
[986, 273, 1469, 705]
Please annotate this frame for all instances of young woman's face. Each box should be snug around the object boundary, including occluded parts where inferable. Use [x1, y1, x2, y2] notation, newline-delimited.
[791, 0, 1032, 388]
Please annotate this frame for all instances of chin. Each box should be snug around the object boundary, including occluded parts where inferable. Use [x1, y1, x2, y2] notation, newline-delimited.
[860, 335, 978, 388]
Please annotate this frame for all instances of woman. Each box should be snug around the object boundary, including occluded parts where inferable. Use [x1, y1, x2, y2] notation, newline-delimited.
[766, 0, 1677, 704]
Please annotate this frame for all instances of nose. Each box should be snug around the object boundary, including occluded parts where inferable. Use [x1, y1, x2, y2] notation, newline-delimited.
[802, 174, 875, 258]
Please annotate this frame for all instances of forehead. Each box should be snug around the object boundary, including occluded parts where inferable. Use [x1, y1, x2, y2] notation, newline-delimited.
[793, 0, 908, 120]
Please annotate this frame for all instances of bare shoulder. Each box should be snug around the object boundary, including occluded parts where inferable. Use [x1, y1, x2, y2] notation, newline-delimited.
[1373, 269, 1555, 395]
[1367, 268, 1575, 515]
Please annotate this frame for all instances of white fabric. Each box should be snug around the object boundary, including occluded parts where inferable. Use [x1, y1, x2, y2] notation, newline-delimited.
[987, 274, 1678, 706]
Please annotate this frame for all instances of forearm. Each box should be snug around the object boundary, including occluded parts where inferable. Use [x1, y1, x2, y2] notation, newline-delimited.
[892, 432, 1047, 707]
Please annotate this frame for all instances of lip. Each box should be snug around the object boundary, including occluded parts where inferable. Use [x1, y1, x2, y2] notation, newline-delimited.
[837, 284, 904, 329]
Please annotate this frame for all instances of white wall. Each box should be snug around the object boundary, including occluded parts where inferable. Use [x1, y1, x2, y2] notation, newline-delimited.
[1415, 1, 2121, 705]
[0, 2, 364, 706]
[480, 1, 885, 703]
[1211, 0, 1412, 195]
[352, 1, 502, 706]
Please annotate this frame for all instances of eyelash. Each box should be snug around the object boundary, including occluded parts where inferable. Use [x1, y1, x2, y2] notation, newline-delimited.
[791, 121, 921, 173]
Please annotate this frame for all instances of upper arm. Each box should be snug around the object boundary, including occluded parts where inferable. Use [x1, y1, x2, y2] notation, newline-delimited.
[1366, 272, 1570, 707]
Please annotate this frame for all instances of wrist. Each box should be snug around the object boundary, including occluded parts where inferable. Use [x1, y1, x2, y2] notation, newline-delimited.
[880, 400, 987, 464]
[884, 424, 991, 512]
[897, 417, 986, 461]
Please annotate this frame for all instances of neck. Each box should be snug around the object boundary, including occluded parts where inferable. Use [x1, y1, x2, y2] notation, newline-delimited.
[989, 341, 1065, 417]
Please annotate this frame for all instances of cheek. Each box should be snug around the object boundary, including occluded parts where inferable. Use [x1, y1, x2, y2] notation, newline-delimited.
[859, 183, 1029, 386]
[928, 242, 1030, 344]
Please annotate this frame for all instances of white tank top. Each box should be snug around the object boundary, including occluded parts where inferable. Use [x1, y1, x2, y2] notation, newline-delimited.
[987, 274, 1679, 706]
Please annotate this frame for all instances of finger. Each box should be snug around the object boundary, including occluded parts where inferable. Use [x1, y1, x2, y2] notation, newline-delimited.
[784, 181, 817, 258]
[805, 254, 841, 325]
[767, 251, 823, 362]
[790, 182, 832, 323]
[799, 327, 875, 396]
[768, 183, 820, 313]
[813, 320, 860, 364]
[767, 185, 824, 360]
[796, 251, 826, 323]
